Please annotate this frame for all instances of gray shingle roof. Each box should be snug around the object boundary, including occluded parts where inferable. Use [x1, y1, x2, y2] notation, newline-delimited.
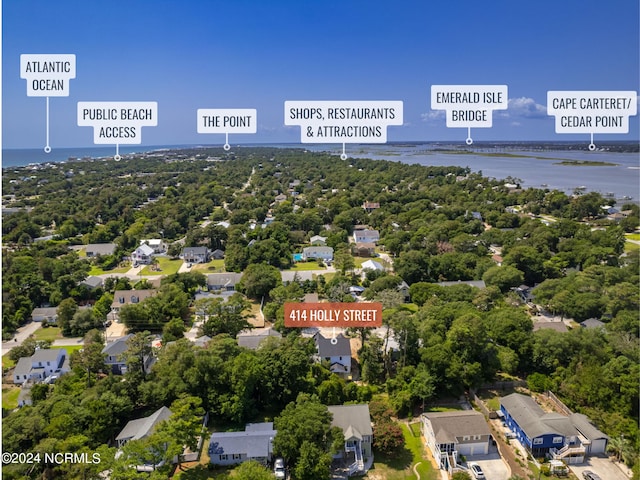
[328, 405, 373, 440]
[14, 357, 33, 377]
[116, 406, 173, 442]
[102, 334, 133, 356]
[570, 413, 608, 441]
[501, 393, 579, 440]
[422, 410, 490, 444]
[237, 328, 282, 350]
[208, 423, 276, 458]
[31, 349, 64, 364]
[438, 280, 486, 289]
[315, 333, 351, 357]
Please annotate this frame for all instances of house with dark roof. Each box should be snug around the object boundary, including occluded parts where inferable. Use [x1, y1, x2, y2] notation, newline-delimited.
[181, 246, 209, 264]
[313, 333, 351, 375]
[85, 243, 117, 257]
[327, 404, 373, 476]
[116, 406, 173, 448]
[102, 334, 155, 375]
[208, 422, 276, 466]
[500, 393, 607, 463]
[13, 348, 70, 385]
[207, 272, 243, 291]
[420, 410, 491, 472]
[80, 275, 104, 290]
[237, 327, 282, 350]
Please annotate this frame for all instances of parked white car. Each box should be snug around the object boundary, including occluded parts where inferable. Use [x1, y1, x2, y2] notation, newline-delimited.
[274, 457, 286, 479]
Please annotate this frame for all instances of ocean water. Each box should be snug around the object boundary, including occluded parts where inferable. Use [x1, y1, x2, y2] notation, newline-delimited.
[3, 143, 639, 202]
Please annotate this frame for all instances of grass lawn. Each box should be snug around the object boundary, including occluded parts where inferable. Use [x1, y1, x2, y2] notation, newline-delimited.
[289, 261, 326, 271]
[88, 264, 130, 275]
[192, 259, 226, 272]
[625, 241, 640, 252]
[625, 233, 640, 241]
[2, 353, 16, 369]
[2, 386, 21, 410]
[365, 423, 437, 480]
[140, 257, 182, 276]
[32, 326, 63, 342]
[51, 345, 83, 356]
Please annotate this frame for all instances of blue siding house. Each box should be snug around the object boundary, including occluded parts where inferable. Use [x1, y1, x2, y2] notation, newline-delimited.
[500, 393, 606, 463]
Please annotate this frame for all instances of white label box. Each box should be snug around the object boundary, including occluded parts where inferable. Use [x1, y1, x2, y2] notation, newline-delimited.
[431, 85, 508, 128]
[284, 100, 403, 143]
[197, 109, 257, 134]
[77, 101, 158, 145]
[547, 91, 637, 134]
[20, 54, 76, 97]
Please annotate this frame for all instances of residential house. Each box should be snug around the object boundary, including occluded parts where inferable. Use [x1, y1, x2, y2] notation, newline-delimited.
[140, 239, 166, 253]
[274, 193, 287, 203]
[31, 307, 58, 324]
[85, 243, 117, 257]
[116, 406, 173, 448]
[102, 334, 156, 375]
[237, 327, 282, 350]
[80, 276, 104, 290]
[580, 318, 605, 329]
[302, 246, 334, 261]
[362, 201, 380, 212]
[13, 348, 70, 385]
[181, 246, 209, 264]
[208, 422, 276, 466]
[310, 235, 327, 246]
[353, 229, 380, 244]
[327, 404, 373, 476]
[513, 285, 534, 303]
[211, 249, 225, 260]
[353, 243, 376, 257]
[207, 273, 243, 292]
[109, 289, 156, 322]
[420, 410, 491, 472]
[500, 393, 607, 463]
[438, 280, 486, 289]
[314, 332, 351, 375]
[131, 243, 155, 265]
[360, 259, 384, 272]
[397, 280, 410, 301]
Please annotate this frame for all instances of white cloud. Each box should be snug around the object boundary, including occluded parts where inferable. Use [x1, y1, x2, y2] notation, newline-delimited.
[501, 97, 547, 119]
[420, 110, 445, 123]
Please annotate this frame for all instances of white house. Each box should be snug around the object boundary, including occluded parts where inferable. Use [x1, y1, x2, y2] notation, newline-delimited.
[313, 332, 351, 375]
[208, 423, 276, 466]
[328, 404, 373, 476]
[131, 243, 155, 265]
[353, 229, 379, 244]
[109, 290, 156, 322]
[302, 246, 334, 261]
[140, 239, 166, 253]
[420, 410, 491, 472]
[31, 307, 58, 323]
[361, 260, 384, 272]
[13, 348, 70, 385]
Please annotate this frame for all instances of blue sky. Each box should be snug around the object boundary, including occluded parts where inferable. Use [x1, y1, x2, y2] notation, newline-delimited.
[3, 0, 639, 148]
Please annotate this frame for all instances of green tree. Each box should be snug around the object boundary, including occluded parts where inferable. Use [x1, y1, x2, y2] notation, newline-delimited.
[373, 420, 405, 455]
[57, 297, 78, 335]
[199, 293, 251, 338]
[273, 393, 342, 470]
[235, 460, 275, 480]
[293, 440, 332, 480]
[482, 265, 525, 292]
[157, 396, 204, 470]
[238, 263, 281, 299]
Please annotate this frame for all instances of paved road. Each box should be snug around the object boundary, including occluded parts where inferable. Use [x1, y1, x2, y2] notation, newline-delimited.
[2, 321, 42, 356]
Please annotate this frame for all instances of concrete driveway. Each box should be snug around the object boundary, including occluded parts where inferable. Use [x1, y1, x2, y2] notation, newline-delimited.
[468, 453, 510, 480]
[570, 455, 631, 480]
